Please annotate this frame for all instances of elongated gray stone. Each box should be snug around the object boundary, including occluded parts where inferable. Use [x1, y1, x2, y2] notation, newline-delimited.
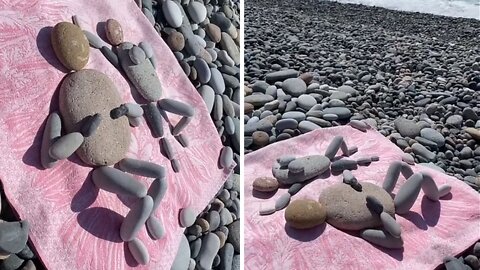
[349, 120, 368, 132]
[324, 136, 348, 160]
[129, 45, 147, 65]
[323, 113, 338, 121]
[198, 233, 221, 270]
[273, 155, 331, 184]
[81, 113, 101, 137]
[171, 235, 191, 270]
[158, 99, 194, 117]
[172, 116, 192, 136]
[176, 133, 189, 148]
[380, 212, 401, 238]
[322, 107, 351, 119]
[160, 138, 175, 160]
[244, 94, 274, 107]
[383, 161, 412, 193]
[92, 166, 147, 197]
[360, 229, 403, 248]
[143, 102, 163, 138]
[394, 173, 423, 214]
[412, 143, 436, 161]
[120, 196, 153, 241]
[118, 158, 165, 178]
[219, 32, 239, 65]
[259, 203, 276, 215]
[209, 68, 225, 94]
[146, 216, 164, 240]
[277, 155, 296, 167]
[49, 132, 84, 160]
[125, 103, 144, 118]
[148, 178, 168, 214]
[275, 193, 291, 210]
[162, 0, 183, 28]
[187, 1, 207, 23]
[225, 116, 235, 135]
[128, 238, 149, 265]
[298, 120, 321, 133]
[213, 94, 223, 121]
[198, 85, 215, 113]
[331, 159, 357, 171]
[138, 41, 153, 59]
[265, 69, 298, 83]
[401, 153, 415, 165]
[222, 95, 234, 117]
[117, 44, 162, 101]
[171, 158, 181, 173]
[219, 146, 233, 168]
[100, 46, 120, 69]
[83, 30, 107, 49]
[179, 207, 196, 227]
[219, 243, 234, 270]
[420, 128, 445, 147]
[194, 58, 211, 84]
[282, 111, 306, 121]
[41, 112, 61, 168]
[0, 221, 29, 254]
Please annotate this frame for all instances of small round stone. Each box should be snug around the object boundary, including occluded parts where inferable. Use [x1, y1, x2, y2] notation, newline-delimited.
[105, 18, 123, 45]
[167, 32, 185, 52]
[285, 199, 326, 229]
[252, 177, 279, 192]
[252, 131, 269, 147]
[179, 207, 196, 227]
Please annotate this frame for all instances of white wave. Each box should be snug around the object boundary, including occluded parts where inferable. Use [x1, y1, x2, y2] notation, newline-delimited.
[331, 0, 480, 19]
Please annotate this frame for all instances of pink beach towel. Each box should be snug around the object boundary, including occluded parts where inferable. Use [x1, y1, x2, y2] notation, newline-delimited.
[244, 126, 480, 270]
[0, 0, 233, 269]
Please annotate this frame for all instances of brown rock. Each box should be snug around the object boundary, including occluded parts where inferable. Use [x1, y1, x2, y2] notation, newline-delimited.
[252, 177, 279, 192]
[196, 218, 210, 232]
[214, 231, 227, 248]
[105, 18, 123, 46]
[263, 115, 278, 125]
[319, 182, 395, 231]
[244, 103, 254, 114]
[205, 23, 221, 43]
[189, 66, 197, 81]
[465, 128, 480, 141]
[285, 199, 326, 229]
[59, 69, 130, 166]
[244, 86, 252, 96]
[252, 131, 269, 147]
[198, 47, 213, 63]
[299, 73, 314, 84]
[51, 22, 89, 71]
[167, 31, 185, 52]
[227, 24, 237, 39]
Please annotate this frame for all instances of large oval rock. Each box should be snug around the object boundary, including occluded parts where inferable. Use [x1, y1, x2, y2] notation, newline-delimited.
[273, 155, 330, 184]
[51, 22, 89, 71]
[319, 182, 395, 231]
[59, 69, 130, 166]
[285, 199, 326, 229]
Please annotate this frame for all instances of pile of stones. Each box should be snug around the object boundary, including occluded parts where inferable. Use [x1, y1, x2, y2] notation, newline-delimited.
[137, 0, 241, 269]
[244, 0, 480, 192]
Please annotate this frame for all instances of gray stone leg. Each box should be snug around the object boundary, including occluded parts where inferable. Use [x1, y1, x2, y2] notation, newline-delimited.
[366, 196, 401, 238]
[48, 132, 84, 161]
[360, 229, 404, 249]
[41, 112, 62, 169]
[81, 113, 101, 137]
[118, 158, 166, 179]
[343, 170, 362, 191]
[143, 102, 164, 138]
[382, 161, 414, 193]
[420, 172, 451, 200]
[92, 166, 147, 198]
[394, 173, 424, 214]
[324, 136, 349, 160]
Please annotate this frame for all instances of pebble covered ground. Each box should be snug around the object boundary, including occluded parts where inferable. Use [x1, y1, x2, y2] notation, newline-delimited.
[244, 0, 479, 269]
[137, 0, 241, 269]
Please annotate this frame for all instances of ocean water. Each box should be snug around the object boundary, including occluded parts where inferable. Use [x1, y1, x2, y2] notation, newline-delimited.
[332, 0, 480, 19]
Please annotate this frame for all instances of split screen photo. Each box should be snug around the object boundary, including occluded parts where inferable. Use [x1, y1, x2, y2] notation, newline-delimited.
[0, 0, 478, 269]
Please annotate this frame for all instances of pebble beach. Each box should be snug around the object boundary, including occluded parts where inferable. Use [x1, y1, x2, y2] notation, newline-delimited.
[244, 0, 479, 269]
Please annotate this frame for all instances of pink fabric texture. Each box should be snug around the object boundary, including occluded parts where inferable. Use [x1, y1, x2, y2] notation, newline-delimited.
[0, 0, 233, 269]
[244, 126, 480, 270]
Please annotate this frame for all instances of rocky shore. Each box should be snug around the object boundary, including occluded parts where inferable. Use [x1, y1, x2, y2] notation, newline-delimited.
[244, 0, 479, 269]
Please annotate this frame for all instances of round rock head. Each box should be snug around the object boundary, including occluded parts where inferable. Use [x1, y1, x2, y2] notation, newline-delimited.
[51, 21, 89, 71]
[319, 182, 395, 231]
[105, 18, 124, 46]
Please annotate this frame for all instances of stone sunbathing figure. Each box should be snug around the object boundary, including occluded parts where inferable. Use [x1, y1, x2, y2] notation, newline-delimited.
[261, 128, 451, 249]
[38, 20, 192, 265]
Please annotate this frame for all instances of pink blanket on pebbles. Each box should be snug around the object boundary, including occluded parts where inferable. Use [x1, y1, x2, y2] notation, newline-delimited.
[244, 126, 480, 270]
[0, 1, 233, 269]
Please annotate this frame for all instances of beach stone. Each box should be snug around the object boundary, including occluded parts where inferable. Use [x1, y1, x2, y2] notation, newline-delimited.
[49, 132, 84, 160]
[51, 22, 89, 71]
[265, 69, 298, 83]
[252, 177, 279, 192]
[330, 91, 349, 100]
[319, 182, 395, 230]
[162, 0, 183, 28]
[275, 193, 291, 210]
[282, 78, 307, 97]
[0, 254, 24, 270]
[219, 146, 233, 168]
[282, 111, 306, 122]
[252, 131, 269, 147]
[187, 1, 207, 23]
[171, 235, 191, 270]
[276, 118, 298, 131]
[394, 117, 422, 138]
[83, 30, 107, 49]
[207, 211, 221, 231]
[322, 107, 351, 120]
[194, 58, 211, 84]
[210, 12, 232, 31]
[21, 260, 35, 270]
[180, 207, 196, 227]
[227, 220, 240, 252]
[220, 32, 240, 65]
[297, 94, 317, 110]
[128, 238, 149, 265]
[328, 99, 346, 107]
[205, 23, 221, 43]
[198, 233, 221, 270]
[146, 216, 164, 240]
[420, 128, 445, 147]
[167, 32, 185, 51]
[465, 128, 480, 141]
[209, 68, 226, 94]
[412, 143, 436, 161]
[464, 255, 479, 269]
[158, 98, 195, 117]
[0, 221, 29, 254]
[129, 45, 147, 65]
[92, 167, 147, 198]
[198, 85, 215, 113]
[273, 155, 331, 184]
[285, 199, 326, 229]
[120, 196, 153, 241]
[298, 120, 321, 133]
[337, 85, 358, 95]
[105, 18, 123, 45]
[446, 115, 463, 127]
[463, 108, 479, 121]
[219, 243, 234, 270]
[244, 94, 274, 107]
[59, 69, 130, 166]
[117, 44, 163, 102]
